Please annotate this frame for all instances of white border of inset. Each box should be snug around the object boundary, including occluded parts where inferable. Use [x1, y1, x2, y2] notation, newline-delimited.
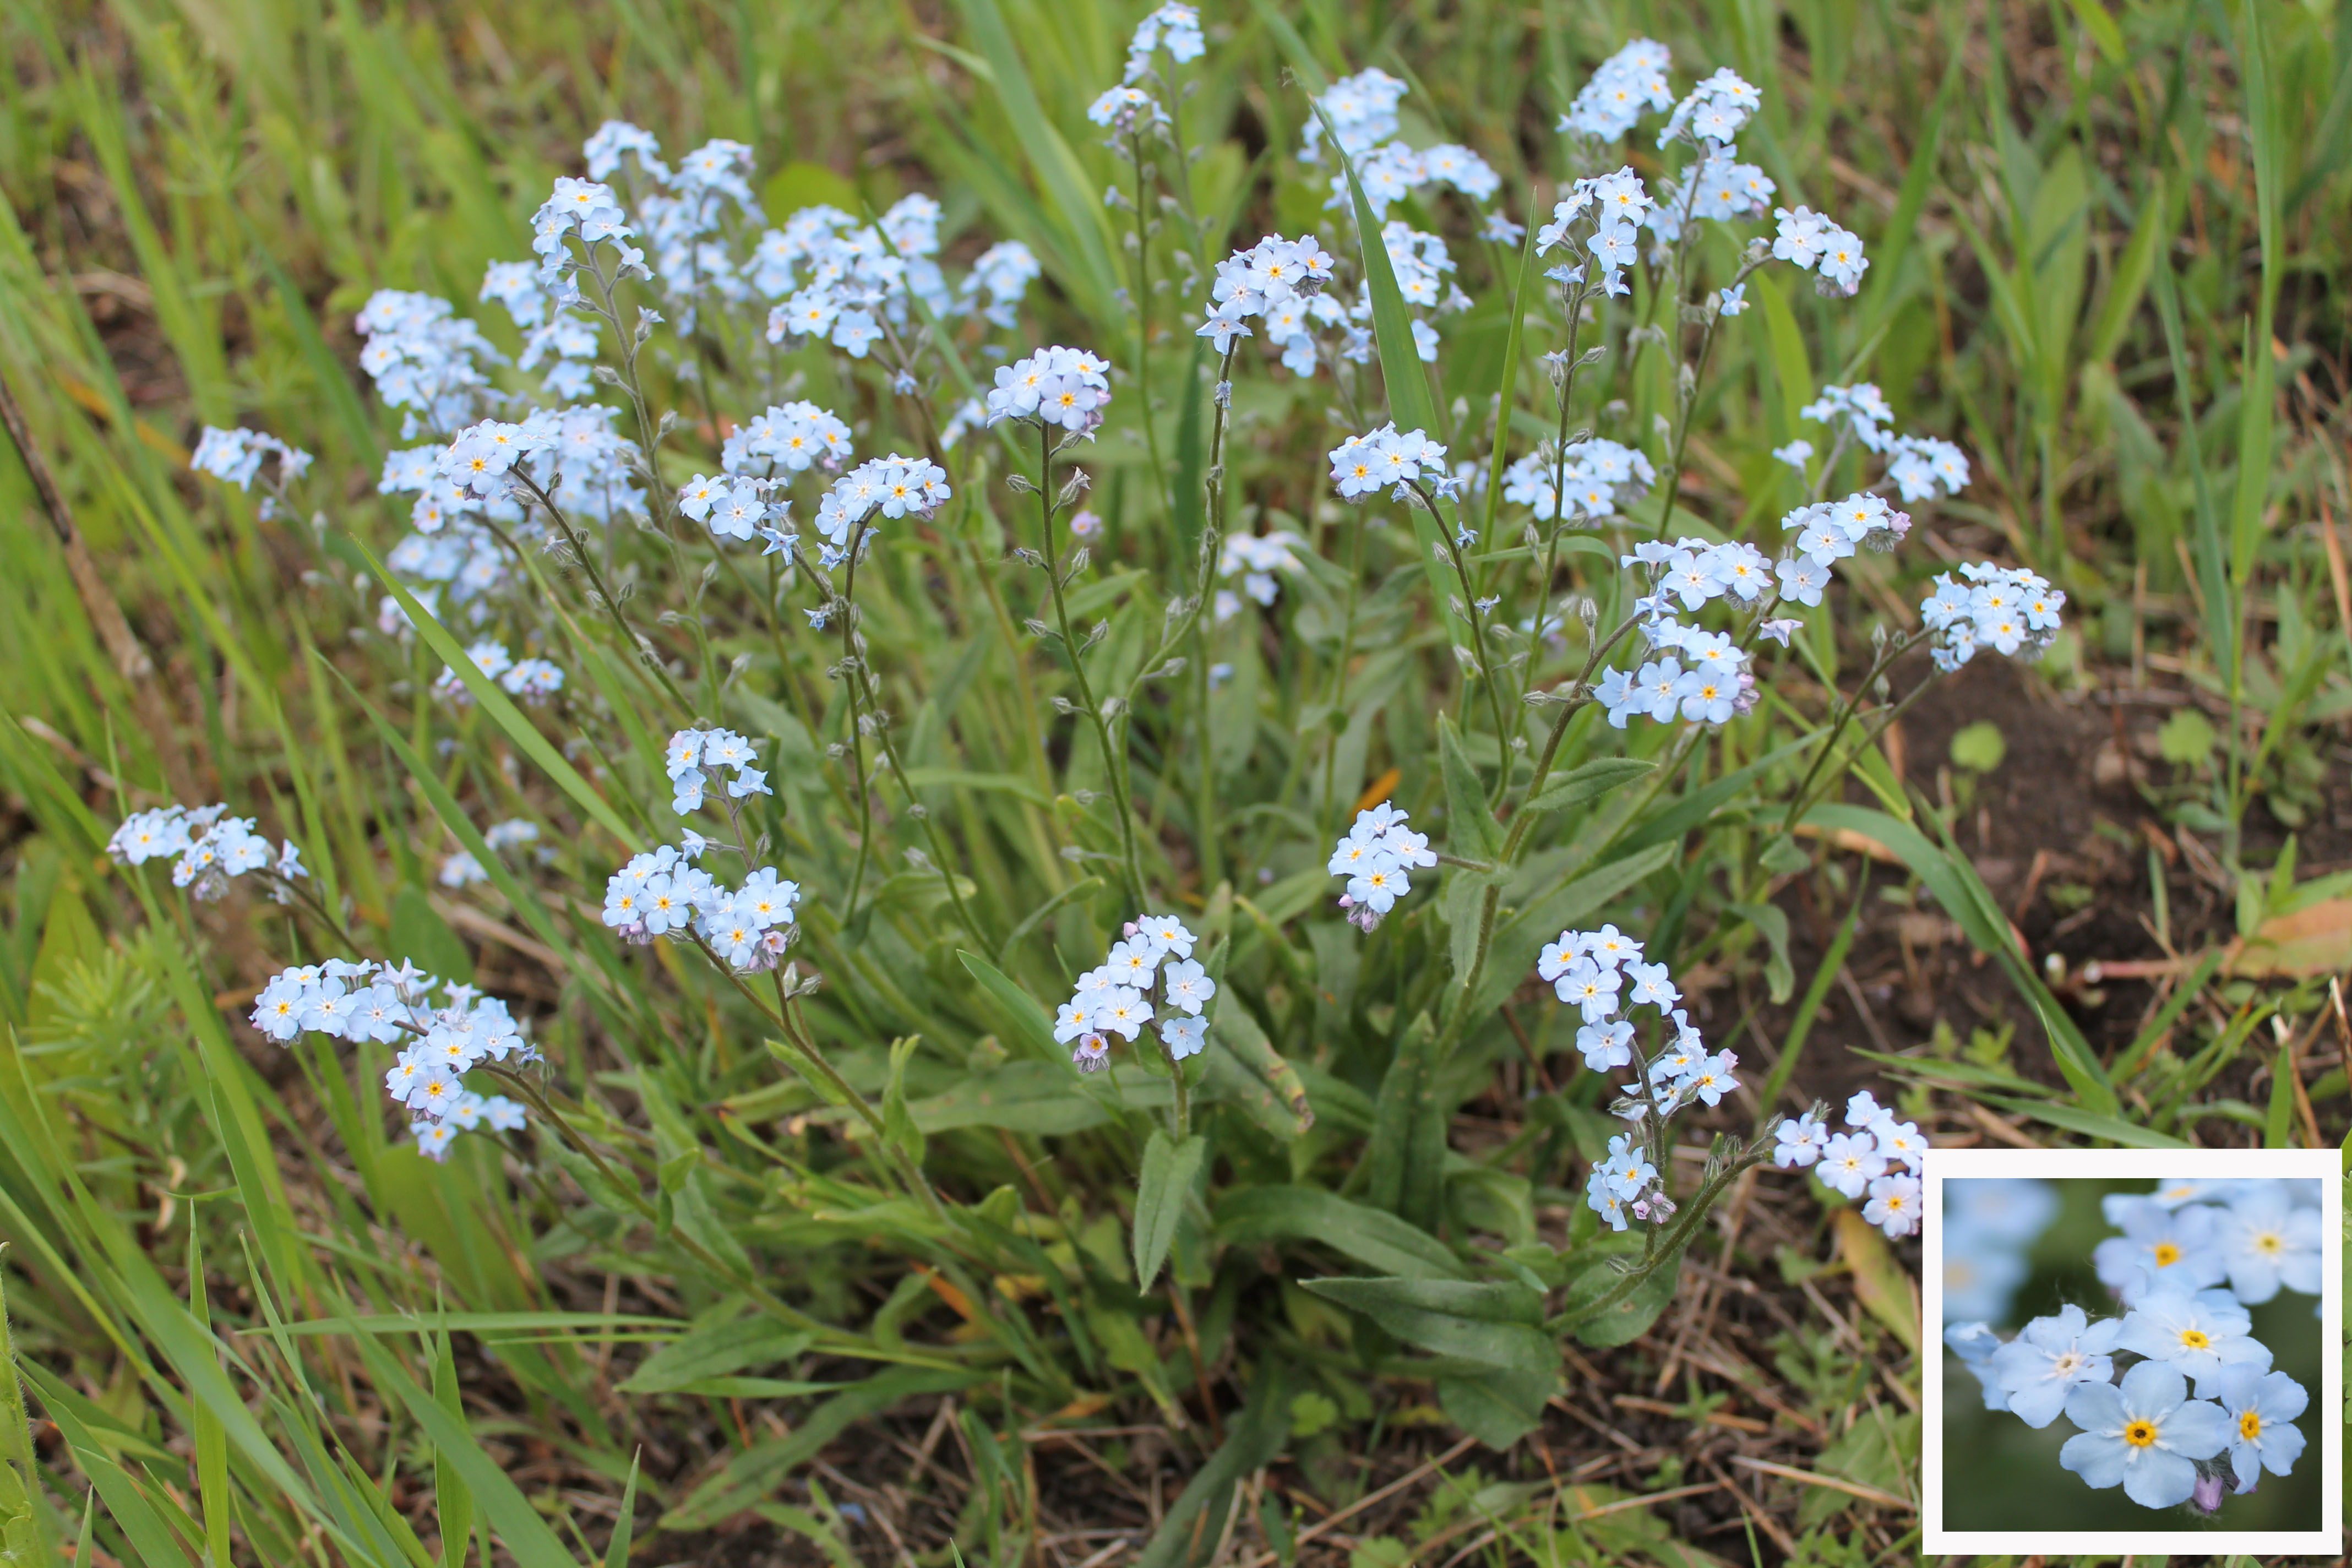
[1921, 1146, 2342, 1555]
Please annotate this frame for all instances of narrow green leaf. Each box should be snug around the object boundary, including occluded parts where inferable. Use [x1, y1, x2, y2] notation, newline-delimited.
[1131, 1131, 1206, 1289]
[1215, 1186, 1466, 1280]
[1436, 714, 1500, 860]
[1298, 1276, 1553, 1376]
[1522, 757, 1654, 817]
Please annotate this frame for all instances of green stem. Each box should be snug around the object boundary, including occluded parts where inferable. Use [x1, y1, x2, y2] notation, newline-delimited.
[1036, 420, 1149, 909]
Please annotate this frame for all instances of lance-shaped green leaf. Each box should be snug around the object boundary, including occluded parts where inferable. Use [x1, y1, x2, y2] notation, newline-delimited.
[1131, 1131, 1206, 1289]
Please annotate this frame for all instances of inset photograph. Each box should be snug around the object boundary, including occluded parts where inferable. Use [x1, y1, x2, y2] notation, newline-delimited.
[1925, 1149, 2340, 1554]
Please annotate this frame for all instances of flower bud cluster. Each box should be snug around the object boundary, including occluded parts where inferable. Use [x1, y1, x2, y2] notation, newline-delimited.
[1053, 916, 1213, 1072]
[1772, 1090, 1925, 1237]
[108, 804, 307, 903]
[1945, 1177, 2318, 1510]
[1326, 802, 1436, 931]
[250, 958, 530, 1161]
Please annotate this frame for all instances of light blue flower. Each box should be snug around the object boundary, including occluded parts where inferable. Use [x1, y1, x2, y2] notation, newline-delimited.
[1989, 1305, 2121, 1428]
[2059, 1360, 2230, 1509]
[2116, 1284, 2271, 1382]
[2215, 1184, 2322, 1304]
[2094, 1198, 2228, 1302]
[2199, 1363, 2307, 1492]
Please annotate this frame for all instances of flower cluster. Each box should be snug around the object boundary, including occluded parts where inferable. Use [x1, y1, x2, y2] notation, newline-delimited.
[1547, 930, 1743, 1230]
[663, 727, 774, 815]
[191, 426, 313, 493]
[250, 959, 530, 1161]
[1498, 438, 1656, 522]
[1534, 167, 1654, 297]
[812, 454, 951, 561]
[353, 290, 500, 437]
[1052, 916, 1214, 1072]
[1590, 537, 1776, 729]
[720, 400, 853, 477]
[1941, 1177, 2060, 1323]
[1300, 68, 1407, 161]
[432, 640, 565, 705]
[1557, 39, 1674, 141]
[1121, 2, 1204, 82]
[1196, 234, 1335, 370]
[1657, 67, 1762, 149]
[1087, 85, 1168, 136]
[107, 804, 306, 903]
[1920, 563, 2066, 672]
[762, 197, 997, 355]
[439, 818, 544, 890]
[1797, 384, 1972, 502]
[601, 840, 802, 968]
[1772, 1091, 1926, 1237]
[984, 345, 1113, 434]
[531, 175, 652, 294]
[480, 259, 598, 399]
[1772, 206, 1870, 297]
[1945, 1178, 2318, 1510]
[1326, 802, 1437, 932]
[1327, 424, 1450, 503]
[1216, 531, 1306, 622]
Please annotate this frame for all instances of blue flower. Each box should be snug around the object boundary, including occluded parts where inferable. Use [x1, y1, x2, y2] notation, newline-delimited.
[2215, 1184, 2322, 1304]
[2093, 1196, 2228, 1302]
[1989, 1306, 2122, 1428]
[2059, 1359, 2230, 1509]
[2116, 1284, 2271, 1382]
[2200, 1363, 2307, 1493]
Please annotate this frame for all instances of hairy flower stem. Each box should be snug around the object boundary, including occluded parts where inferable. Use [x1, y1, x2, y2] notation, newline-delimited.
[1525, 277, 1594, 703]
[1191, 343, 1239, 886]
[1317, 519, 1368, 834]
[1410, 480, 1515, 774]
[1653, 255, 1764, 543]
[1037, 420, 1148, 908]
[513, 473, 693, 716]
[1431, 609, 1657, 1052]
[1776, 627, 1929, 839]
[1125, 133, 1173, 526]
[832, 525, 881, 922]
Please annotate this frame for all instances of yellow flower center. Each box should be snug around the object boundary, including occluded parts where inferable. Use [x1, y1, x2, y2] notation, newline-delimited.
[2123, 1420, 2157, 1449]
[2255, 1232, 2283, 1256]
[2178, 1329, 2211, 1351]
[2153, 1243, 2181, 1267]
[2240, 1410, 2261, 1440]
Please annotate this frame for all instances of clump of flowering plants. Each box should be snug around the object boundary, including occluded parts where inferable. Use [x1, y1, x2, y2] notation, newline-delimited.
[65, 9, 2109, 1560]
